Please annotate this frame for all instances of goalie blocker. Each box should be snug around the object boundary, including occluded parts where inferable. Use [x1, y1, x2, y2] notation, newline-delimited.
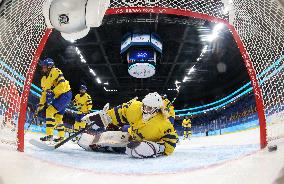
[81, 111, 166, 158]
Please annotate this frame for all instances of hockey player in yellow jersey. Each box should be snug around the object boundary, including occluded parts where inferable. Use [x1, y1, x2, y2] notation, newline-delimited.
[161, 94, 175, 124]
[73, 85, 92, 134]
[36, 58, 72, 142]
[81, 92, 178, 158]
[182, 116, 192, 140]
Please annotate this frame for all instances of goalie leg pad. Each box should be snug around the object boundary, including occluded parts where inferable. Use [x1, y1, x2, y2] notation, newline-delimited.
[78, 131, 130, 151]
[77, 132, 98, 151]
[126, 141, 165, 159]
[91, 131, 130, 147]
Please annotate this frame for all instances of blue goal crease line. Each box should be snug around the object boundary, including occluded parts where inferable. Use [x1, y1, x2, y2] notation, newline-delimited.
[1, 55, 283, 114]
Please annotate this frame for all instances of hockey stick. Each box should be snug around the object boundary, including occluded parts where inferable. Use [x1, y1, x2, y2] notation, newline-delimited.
[29, 109, 105, 150]
[29, 120, 99, 150]
[54, 121, 98, 149]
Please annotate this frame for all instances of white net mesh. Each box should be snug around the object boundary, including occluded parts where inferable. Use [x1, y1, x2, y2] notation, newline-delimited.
[108, 0, 284, 146]
[0, 0, 46, 147]
[0, 0, 283, 150]
[229, 0, 284, 144]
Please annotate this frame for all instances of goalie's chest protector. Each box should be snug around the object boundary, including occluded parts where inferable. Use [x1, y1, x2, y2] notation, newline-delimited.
[125, 102, 168, 142]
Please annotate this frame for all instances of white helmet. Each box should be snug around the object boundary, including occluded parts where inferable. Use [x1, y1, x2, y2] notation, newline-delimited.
[142, 92, 163, 121]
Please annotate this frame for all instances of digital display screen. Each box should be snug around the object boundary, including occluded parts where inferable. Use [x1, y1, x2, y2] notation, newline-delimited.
[121, 36, 132, 52]
[151, 35, 162, 52]
[128, 50, 155, 62]
[121, 33, 162, 54]
[132, 34, 151, 43]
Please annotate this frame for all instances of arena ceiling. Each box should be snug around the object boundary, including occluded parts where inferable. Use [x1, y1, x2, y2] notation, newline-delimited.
[35, 13, 250, 109]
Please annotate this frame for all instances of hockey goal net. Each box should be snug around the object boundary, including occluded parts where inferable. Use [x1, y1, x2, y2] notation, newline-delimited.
[0, 0, 283, 151]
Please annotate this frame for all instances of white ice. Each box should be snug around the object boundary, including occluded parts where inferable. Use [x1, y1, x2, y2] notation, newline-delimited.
[1, 128, 284, 184]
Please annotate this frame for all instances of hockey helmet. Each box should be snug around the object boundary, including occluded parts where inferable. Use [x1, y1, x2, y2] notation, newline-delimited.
[80, 85, 87, 91]
[162, 94, 168, 99]
[141, 92, 163, 121]
[40, 58, 54, 68]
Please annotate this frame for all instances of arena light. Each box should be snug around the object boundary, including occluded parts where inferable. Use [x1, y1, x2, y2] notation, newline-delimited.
[103, 82, 109, 85]
[80, 57, 86, 63]
[96, 77, 102, 84]
[104, 87, 118, 92]
[75, 47, 81, 55]
[202, 45, 208, 53]
[206, 33, 218, 42]
[75, 47, 86, 63]
[183, 76, 189, 82]
[175, 80, 181, 85]
[187, 66, 195, 75]
[175, 81, 181, 92]
[213, 23, 224, 33]
[205, 23, 224, 42]
[89, 68, 96, 76]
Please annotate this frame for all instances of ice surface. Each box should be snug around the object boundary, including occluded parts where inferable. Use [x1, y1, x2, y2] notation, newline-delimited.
[25, 133, 259, 174]
[1, 128, 284, 184]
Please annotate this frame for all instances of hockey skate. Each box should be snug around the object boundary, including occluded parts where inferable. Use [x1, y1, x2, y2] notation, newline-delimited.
[40, 135, 53, 142]
[53, 137, 64, 143]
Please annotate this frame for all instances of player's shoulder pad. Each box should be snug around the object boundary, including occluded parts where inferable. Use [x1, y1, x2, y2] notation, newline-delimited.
[41, 75, 47, 81]
[51, 67, 62, 74]
[123, 100, 142, 110]
[164, 98, 170, 103]
[86, 93, 92, 98]
[130, 100, 142, 106]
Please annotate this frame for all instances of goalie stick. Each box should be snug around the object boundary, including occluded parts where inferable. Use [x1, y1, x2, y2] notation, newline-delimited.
[29, 119, 99, 150]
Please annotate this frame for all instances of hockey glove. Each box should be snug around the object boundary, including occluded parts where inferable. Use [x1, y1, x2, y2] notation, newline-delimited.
[46, 90, 54, 106]
[126, 140, 165, 159]
[68, 101, 77, 110]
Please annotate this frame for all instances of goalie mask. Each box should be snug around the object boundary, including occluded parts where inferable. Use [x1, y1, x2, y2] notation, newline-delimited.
[141, 92, 163, 122]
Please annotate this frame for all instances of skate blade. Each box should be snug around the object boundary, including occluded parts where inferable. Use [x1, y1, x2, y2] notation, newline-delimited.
[29, 139, 55, 150]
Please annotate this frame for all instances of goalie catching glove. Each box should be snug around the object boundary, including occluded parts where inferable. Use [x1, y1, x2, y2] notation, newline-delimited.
[81, 103, 112, 130]
[126, 140, 165, 159]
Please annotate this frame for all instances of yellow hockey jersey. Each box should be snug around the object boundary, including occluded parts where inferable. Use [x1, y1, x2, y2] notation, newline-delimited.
[107, 100, 178, 155]
[39, 67, 71, 106]
[163, 98, 175, 118]
[182, 119, 191, 128]
[73, 93, 92, 114]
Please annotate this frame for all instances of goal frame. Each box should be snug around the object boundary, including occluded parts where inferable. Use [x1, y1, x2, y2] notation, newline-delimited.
[16, 7, 267, 152]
